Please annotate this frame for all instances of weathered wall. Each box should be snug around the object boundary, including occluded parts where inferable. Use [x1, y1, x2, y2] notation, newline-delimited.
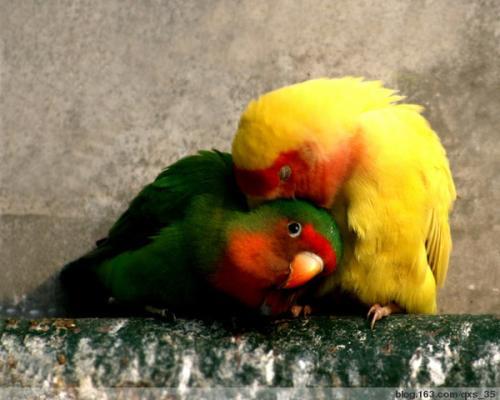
[1, 0, 499, 315]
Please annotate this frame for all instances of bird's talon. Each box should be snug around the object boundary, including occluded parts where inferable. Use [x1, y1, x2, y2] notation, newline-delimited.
[367, 303, 380, 318]
[145, 305, 176, 321]
[370, 312, 381, 330]
[367, 303, 401, 329]
[290, 304, 313, 318]
[302, 305, 313, 317]
[290, 305, 303, 318]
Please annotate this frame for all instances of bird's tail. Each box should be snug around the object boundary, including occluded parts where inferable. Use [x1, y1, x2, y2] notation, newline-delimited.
[59, 245, 112, 316]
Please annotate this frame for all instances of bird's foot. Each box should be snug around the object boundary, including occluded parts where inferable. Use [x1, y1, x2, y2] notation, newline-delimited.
[367, 302, 401, 329]
[144, 305, 176, 321]
[290, 304, 313, 318]
[260, 290, 299, 316]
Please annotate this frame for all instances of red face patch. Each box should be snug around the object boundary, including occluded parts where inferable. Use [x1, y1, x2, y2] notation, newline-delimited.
[234, 138, 363, 208]
[299, 223, 337, 275]
[234, 150, 308, 198]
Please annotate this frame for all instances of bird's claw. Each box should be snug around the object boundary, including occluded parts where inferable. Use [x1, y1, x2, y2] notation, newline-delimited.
[290, 304, 313, 318]
[367, 303, 390, 329]
[144, 305, 176, 321]
[367, 302, 401, 329]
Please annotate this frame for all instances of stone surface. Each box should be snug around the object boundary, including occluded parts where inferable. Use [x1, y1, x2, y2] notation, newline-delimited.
[1, 1, 500, 314]
[0, 316, 499, 398]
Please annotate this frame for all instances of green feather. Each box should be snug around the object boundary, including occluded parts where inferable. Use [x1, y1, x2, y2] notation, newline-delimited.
[105, 150, 244, 251]
[60, 150, 342, 315]
[61, 150, 243, 313]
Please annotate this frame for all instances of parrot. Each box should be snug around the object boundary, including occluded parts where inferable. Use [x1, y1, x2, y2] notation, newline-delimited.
[60, 150, 343, 317]
[231, 77, 456, 327]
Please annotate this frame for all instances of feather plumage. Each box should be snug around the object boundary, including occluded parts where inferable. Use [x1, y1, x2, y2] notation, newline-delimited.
[232, 77, 456, 315]
[61, 150, 343, 316]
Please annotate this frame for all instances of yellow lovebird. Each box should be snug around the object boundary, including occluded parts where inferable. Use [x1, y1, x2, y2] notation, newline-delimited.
[231, 77, 456, 327]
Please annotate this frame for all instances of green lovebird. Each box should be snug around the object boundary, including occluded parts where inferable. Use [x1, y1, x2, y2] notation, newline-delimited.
[60, 151, 343, 317]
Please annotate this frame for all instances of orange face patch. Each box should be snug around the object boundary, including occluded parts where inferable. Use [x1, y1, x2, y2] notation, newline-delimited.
[210, 230, 289, 308]
[210, 220, 338, 311]
[224, 231, 288, 284]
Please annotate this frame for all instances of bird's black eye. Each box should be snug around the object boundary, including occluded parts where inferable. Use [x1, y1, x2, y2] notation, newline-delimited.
[278, 165, 292, 182]
[288, 222, 302, 238]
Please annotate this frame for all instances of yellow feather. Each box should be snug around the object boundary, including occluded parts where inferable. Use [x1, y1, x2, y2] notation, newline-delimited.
[232, 77, 404, 170]
[325, 105, 455, 313]
[232, 77, 456, 314]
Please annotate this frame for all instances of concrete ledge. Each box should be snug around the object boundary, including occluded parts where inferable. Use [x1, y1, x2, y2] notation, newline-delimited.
[0, 315, 498, 395]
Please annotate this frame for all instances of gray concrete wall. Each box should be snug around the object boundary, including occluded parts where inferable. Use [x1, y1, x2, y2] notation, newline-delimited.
[1, 0, 499, 315]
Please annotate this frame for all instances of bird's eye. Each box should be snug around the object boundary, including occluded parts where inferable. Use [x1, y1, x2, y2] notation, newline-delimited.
[278, 165, 292, 182]
[287, 222, 302, 238]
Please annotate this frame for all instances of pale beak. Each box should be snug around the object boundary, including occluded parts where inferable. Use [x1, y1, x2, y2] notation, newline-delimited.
[282, 252, 324, 289]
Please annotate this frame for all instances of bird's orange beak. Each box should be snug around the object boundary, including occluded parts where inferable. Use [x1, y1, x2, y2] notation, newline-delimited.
[282, 251, 324, 289]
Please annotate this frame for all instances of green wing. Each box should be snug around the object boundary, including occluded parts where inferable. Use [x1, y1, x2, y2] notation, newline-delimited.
[60, 150, 245, 313]
[95, 223, 204, 310]
[105, 150, 243, 250]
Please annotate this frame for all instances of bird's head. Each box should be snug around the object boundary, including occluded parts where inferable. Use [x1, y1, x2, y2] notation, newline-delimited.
[232, 78, 399, 208]
[211, 199, 342, 315]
